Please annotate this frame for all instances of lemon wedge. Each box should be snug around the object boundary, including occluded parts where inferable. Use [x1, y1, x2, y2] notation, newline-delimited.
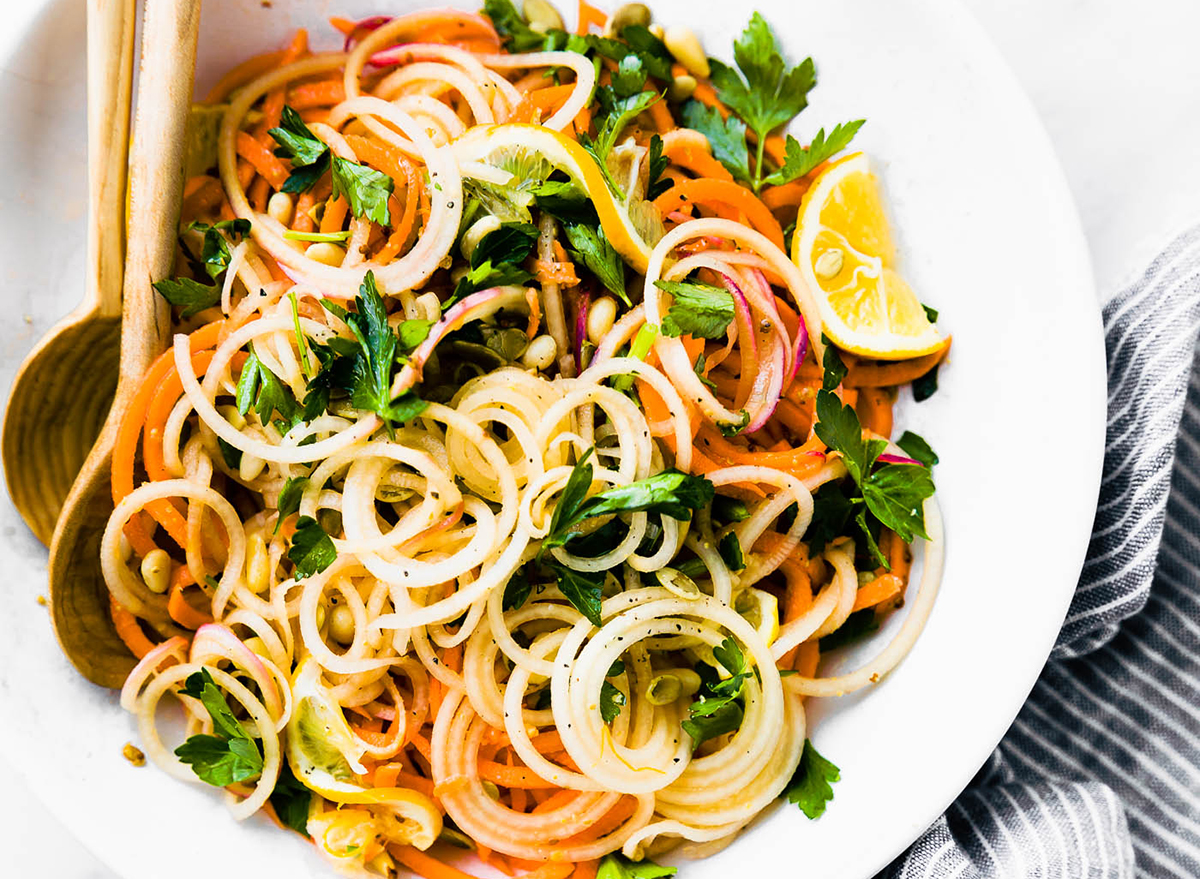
[286, 657, 369, 798]
[285, 658, 443, 850]
[307, 808, 392, 866]
[792, 152, 943, 359]
[735, 587, 780, 647]
[452, 123, 662, 274]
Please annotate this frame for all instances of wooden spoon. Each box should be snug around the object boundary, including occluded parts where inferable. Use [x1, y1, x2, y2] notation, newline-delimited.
[49, 0, 201, 688]
[1, 0, 136, 546]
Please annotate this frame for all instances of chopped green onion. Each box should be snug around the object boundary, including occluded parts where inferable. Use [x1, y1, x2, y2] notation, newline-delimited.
[645, 674, 682, 705]
[288, 292, 313, 379]
[281, 229, 352, 243]
[613, 322, 659, 391]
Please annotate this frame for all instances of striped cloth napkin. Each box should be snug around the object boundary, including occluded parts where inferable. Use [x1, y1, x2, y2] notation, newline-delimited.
[882, 226, 1200, 878]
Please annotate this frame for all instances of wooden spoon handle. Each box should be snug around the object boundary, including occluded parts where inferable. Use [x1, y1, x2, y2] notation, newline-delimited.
[118, 0, 201, 384]
[85, 0, 136, 319]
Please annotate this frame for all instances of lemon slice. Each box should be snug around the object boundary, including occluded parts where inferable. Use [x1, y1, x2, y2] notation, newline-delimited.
[734, 588, 780, 647]
[286, 657, 369, 798]
[792, 152, 943, 359]
[452, 123, 661, 274]
[286, 658, 443, 850]
[308, 809, 391, 865]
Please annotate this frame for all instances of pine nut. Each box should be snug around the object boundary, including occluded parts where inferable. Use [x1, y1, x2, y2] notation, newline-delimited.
[522, 0, 563, 32]
[520, 334, 558, 371]
[305, 242, 345, 266]
[246, 533, 270, 593]
[140, 549, 171, 594]
[239, 453, 265, 482]
[586, 296, 617, 344]
[667, 74, 698, 102]
[656, 568, 701, 601]
[664, 26, 710, 79]
[267, 191, 294, 226]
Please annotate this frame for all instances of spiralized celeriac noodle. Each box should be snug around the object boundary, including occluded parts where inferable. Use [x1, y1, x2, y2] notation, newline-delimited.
[100, 4, 950, 878]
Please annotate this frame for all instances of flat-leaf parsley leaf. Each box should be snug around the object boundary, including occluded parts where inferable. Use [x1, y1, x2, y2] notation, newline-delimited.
[783, 739, 841, 819]
[153, 277, 222, 318]
[288, 515, 337, 579]
[679, 100, 751, 184]
[709, 13, 816, 191]
[762, 120, 866, 187]
[681, 638, 750, 748]
[546, 561, 604, 626]
[896, 430, 939, 467]
[596, 853, 677, 879]
[655, 280, 735, 339]
[174, 668, 264, 787]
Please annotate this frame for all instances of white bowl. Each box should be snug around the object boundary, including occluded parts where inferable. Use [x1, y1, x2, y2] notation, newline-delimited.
[0, 1, 1104, 877]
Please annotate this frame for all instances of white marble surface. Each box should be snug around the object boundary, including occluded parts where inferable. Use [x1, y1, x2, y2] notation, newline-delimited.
[3, 0, 1199, 876]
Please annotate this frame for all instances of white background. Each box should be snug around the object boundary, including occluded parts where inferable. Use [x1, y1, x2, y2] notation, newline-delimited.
[2, 0, 1198, 876]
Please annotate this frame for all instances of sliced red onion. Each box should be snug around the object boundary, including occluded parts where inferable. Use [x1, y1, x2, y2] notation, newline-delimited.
[663, 213, 727, 249]
[746, 268, 794, 380]
[391, 286, 526, 395]
[645, 216, 825, 437]
[716, 272, 783, 432]
[344, 15, 392, 52]
[722, 273, 757, 408]
[722, 274, 756, 364]
[190, 623, 283, 720]
[275, 260, 306, 285]
[745, 333, 785, 431]
[367, 42, 436, 68]
[119, 636, 189, 712]
[789, 308, 809, 382]
[877, 453, 924, 466]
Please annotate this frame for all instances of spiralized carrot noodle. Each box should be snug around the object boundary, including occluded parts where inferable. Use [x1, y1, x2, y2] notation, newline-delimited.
[103, 5, 945, 877]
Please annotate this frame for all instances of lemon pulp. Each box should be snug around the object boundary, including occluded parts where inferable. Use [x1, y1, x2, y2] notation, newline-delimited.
[793, 152, 943, 359]
[453, 123, 661, 274]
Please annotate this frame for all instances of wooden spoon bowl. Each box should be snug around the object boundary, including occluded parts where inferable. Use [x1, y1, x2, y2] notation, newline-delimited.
[48, 0, 201, 688]
[1, 0, 134, 546]
[47, 460, 125, 685]
[4, 317, 122, 544]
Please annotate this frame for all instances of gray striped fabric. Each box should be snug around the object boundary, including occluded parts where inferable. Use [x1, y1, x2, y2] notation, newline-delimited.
[882, 225, 1200, 878]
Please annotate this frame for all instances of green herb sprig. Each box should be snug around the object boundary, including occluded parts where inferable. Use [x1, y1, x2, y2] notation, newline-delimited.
[174, 669, 264, 786]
